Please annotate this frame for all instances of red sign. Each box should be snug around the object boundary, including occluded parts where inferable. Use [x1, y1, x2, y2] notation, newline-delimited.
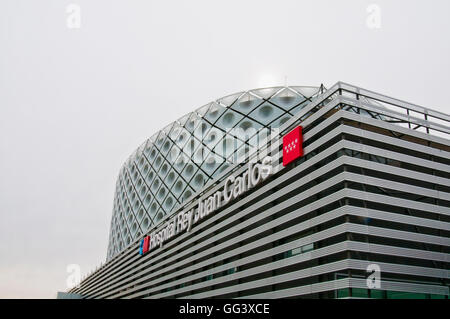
[140, 236, 150, 255]
[283, 126, 303, 166]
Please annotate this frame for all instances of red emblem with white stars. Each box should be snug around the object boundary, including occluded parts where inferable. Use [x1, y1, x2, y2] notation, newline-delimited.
[283, 126, 303, 166]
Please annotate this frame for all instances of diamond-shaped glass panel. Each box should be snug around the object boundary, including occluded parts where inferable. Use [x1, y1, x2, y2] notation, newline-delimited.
[216, 109, 244, 130]
[231, 92, 264, 115]
[164, 168, 178, 188]
[269, 88, 305, 111]
[204, 102, 227, 124]
[248, 102, 285, 126]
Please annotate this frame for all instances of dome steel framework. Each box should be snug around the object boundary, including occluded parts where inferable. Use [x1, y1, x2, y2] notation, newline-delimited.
[106, 85, 324, 260]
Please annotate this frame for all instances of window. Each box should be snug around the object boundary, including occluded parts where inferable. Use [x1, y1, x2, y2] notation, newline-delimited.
[282, 243, 314, 259]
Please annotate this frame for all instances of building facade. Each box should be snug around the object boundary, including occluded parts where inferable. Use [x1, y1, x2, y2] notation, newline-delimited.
[66, 82, 450, 299]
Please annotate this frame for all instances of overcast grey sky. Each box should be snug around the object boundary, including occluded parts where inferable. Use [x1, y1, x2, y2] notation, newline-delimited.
[0, 0, 449, 298]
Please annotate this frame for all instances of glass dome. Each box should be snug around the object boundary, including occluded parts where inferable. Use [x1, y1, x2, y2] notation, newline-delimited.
[106, 85, 324, 260]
